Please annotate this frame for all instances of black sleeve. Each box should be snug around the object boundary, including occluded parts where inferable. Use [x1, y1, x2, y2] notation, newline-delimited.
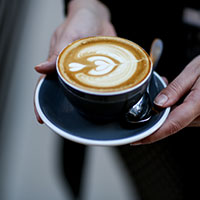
[63, 0, 70, 15]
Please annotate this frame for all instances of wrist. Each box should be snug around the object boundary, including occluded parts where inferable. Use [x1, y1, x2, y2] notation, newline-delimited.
[67, 0, 111, 21]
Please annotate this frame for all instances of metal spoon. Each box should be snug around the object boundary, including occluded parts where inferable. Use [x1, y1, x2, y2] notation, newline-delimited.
[150, 38, 163, 71]
[125, 38, 163, 124]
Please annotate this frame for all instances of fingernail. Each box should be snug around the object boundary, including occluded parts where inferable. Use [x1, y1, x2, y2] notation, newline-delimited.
[154, 94, 168, 106]
[35, 61, 49, 68]
[35, 61, 49, 72]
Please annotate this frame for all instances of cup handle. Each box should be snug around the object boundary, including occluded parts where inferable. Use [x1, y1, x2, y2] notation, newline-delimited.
[124, 92, 152, 123]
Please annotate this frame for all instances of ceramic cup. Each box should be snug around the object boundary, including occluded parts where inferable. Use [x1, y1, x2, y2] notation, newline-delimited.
[56, 36, 153, 122]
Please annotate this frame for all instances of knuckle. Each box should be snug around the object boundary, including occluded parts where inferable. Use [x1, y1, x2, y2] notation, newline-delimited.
[48, 51, 59, 61]
[168, 120, 182, 134]
[63, 29, 80, 42]
[167, 80, 183, 97]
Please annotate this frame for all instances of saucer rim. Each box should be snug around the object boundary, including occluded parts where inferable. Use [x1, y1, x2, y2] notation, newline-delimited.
[35, 72, 170, 146]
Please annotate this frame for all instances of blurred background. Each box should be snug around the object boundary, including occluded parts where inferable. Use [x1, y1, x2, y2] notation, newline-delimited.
[0, 0, 139, 199]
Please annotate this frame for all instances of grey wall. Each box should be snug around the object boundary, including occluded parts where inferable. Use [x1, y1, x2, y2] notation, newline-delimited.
[0, 1, 139, 199]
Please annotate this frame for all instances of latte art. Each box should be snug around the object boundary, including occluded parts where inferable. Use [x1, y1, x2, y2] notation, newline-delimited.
[58, 37, 152, 93]
[69, 56, 117, 75]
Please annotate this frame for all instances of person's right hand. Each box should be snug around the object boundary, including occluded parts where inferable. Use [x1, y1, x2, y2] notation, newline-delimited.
[34, 0, 116, 123]
[35, 0, 116, 74]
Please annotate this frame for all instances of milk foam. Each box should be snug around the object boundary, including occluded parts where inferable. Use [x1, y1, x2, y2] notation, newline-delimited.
[58, 37, 151, 93]
[68, 44, 139, 88]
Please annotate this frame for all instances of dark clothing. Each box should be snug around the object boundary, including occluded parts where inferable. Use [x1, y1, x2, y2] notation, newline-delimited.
[64, 1, 200, 80]
[62, 1, 200, 199]
[101, 1, 195, 81]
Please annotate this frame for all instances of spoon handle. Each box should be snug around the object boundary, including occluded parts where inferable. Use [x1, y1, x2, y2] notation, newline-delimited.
[150, 38, 163, 70]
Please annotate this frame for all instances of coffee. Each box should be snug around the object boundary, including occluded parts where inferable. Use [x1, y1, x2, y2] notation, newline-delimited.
[57, 36, 152, 93]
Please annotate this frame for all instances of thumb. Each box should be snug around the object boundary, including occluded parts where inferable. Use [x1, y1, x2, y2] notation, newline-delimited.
[34, 54, 57, 74]
[154, 77, 191, 108]
[154, 58, 200, 107]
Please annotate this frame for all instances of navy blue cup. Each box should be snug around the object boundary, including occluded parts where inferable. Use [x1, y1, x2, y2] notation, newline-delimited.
[56, 37, 153, 123]
[57, 76, 152, 122]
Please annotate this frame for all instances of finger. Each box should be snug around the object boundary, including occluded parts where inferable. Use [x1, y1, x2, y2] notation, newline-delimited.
[48, 23, 66, 58]
[34, 54, 57, 74]
[188, 115, 200, 127]
[49, 34, 57, 59]
[132, 82, 200, 145]
[131, 103, 196, 145]
[34, 105, 43, 124]
[33, 75, 45, 124]
[35, 27, 61, 74]
[154, 56, 200, 107]
[161, 76, 168, 85]
[186, 77, 200, 127]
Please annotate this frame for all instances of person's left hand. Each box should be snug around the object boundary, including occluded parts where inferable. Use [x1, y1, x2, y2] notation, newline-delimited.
[132, 55, 200, 145]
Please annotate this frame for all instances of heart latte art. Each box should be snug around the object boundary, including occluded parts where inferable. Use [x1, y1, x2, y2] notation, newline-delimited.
[58, 37, 152, 93]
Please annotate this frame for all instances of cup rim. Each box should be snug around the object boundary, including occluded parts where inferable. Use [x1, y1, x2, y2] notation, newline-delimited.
[56, 36, 153, 96]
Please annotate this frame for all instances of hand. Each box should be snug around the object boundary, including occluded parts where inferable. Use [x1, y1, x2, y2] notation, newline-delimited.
[34, 0, 116, 123]
[132, 55, 200, 145]
[34, 0, 116, 74]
